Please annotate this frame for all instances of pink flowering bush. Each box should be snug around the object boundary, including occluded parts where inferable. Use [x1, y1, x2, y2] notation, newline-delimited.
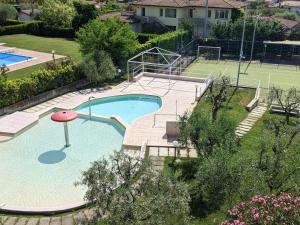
[221, 193, 300, 225]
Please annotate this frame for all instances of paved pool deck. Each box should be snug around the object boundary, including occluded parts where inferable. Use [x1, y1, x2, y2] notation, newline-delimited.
[0, 74, 209, 149]
[0, 45, 64, 72]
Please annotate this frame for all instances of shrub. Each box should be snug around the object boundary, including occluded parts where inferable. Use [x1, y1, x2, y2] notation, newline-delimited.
[221, 193, 300, 225]
[39, 0, 75, 29]
[0, 3, 17, 24]
[72, 1, 97, 30]
[79, 50, 116, 86]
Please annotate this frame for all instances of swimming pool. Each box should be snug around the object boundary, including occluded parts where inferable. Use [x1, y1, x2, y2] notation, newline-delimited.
[0, 52, 32, 66]
[77, 95, 162, 124]
[0, 114, 124, 211]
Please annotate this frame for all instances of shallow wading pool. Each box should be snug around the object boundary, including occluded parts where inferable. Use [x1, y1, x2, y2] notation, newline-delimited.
[0, 94, 162, 212]
[0, 115, 124, 211]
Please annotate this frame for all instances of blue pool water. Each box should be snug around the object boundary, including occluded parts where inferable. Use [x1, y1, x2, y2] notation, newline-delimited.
[0, 52, 32, 66]
[0, 115, 124, 210]
[77, 95, 162, 124]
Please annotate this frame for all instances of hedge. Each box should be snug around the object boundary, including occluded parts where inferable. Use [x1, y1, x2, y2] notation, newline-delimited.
[136, 30, 189, 53]
[0, 21, 75, 38]
[137, 33, 159, 44]
[0, 63, 83, 108]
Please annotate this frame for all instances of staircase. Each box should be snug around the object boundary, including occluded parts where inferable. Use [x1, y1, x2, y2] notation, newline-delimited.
[235, 103, 267, 137]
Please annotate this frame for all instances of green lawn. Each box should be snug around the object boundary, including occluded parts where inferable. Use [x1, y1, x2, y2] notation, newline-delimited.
[0, 34, 81, 80]
[184, 60, 300, 92]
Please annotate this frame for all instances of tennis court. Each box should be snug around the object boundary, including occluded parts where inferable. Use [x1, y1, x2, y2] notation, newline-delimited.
[183, 60, 300, 91]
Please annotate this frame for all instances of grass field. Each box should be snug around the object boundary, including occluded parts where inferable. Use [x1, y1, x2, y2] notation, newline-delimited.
[0, 34, 81, 80]
[184, 60, 300, 92]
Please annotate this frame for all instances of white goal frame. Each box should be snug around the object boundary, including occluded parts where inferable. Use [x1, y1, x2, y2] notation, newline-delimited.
[197, 46, 221, 63]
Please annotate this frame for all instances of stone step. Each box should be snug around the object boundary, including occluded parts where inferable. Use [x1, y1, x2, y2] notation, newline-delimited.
[236, 127, 251, 132]
[237, 125, 252, 130]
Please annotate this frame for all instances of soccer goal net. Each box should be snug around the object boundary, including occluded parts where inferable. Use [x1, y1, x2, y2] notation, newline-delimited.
[197, 46, 221, 62]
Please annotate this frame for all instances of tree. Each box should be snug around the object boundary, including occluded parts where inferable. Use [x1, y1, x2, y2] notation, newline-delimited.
[179, 110, 238, 157]
[212, 18, 286, 41]
[79, 50, 116, 88]
[77, 151, 191, 225]
[72, 1, 97, 30]
[258, 119, 300, 193]
[0, 3, 17, 24]
[76, 18, 139, 67]
[179, 18, 194, 37]
[268, 86, 300, 124]
[39, 0, 75, 28]
[208, 76, 231, 121]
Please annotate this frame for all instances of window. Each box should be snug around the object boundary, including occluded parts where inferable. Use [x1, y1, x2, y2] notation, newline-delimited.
[208, 10, 211, 18]
[142, 7, 145, 16]
[160, 8, 164, 17]
[215, 10, 229, 19]
[165, 8, 177, 18]
[189, 9, 193, 18]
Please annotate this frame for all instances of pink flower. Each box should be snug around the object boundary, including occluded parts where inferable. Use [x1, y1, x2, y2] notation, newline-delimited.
[252, 213, 260, 221]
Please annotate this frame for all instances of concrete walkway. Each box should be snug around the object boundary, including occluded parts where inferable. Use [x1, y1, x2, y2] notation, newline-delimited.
[0, 208, 96, 225]
[235, 103, 267, 137]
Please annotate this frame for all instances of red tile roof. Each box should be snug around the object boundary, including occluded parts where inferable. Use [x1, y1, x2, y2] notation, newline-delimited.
[260, 16, 298, 29]
[132, 0, 239, 9]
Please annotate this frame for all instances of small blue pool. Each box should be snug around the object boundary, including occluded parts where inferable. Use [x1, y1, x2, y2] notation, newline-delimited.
[77, 95, 162, 124]
[0, 52, 32, 66]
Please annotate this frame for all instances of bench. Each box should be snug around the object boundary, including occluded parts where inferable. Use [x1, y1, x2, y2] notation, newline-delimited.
[269, 104, 300, 116]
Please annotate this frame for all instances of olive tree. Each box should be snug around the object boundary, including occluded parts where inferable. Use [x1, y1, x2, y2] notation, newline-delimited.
[179, 109, 238, 157]
[258, 119, 300, 193]
[0, 3, 17, 24]
[208, 76, 231, 121]
[268, 86, 300, 124]
[77, 151, 191, 225]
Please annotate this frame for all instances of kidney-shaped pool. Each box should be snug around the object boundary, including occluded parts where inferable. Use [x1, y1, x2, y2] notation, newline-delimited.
[76, 94, 162, 124]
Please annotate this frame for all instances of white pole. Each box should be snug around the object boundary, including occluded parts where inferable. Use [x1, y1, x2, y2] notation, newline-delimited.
[236, 11, 247, 87]
[204, 0, 209, 38]
[176, 100, 178, 118]
[64, 122, 70, 147]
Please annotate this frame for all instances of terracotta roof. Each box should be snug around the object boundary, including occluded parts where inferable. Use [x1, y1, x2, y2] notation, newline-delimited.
[280, 1, 300, 7]
[260, 16, 298, 29]
[270, 1, 300, 8]
[132, 0, 239, 9]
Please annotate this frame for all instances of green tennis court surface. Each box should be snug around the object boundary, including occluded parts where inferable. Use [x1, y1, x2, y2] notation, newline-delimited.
[183, 60, 300, 91]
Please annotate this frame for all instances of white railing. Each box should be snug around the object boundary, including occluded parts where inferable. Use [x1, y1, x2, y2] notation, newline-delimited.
[255, 80, 261, 100]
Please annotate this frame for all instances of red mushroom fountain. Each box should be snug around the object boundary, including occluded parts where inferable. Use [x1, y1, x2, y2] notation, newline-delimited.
[51, 110, 78, 147]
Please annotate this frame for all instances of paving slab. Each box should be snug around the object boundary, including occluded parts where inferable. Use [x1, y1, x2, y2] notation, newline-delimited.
[49, 217, 61, 225]
[26, 218, 39, 225]
[39, 217, 50, 225]
[4, 217, 17, 225]
[15, 218, 28, 225]
[61, 215, 73, 225]
[73, 212, 86, 225]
